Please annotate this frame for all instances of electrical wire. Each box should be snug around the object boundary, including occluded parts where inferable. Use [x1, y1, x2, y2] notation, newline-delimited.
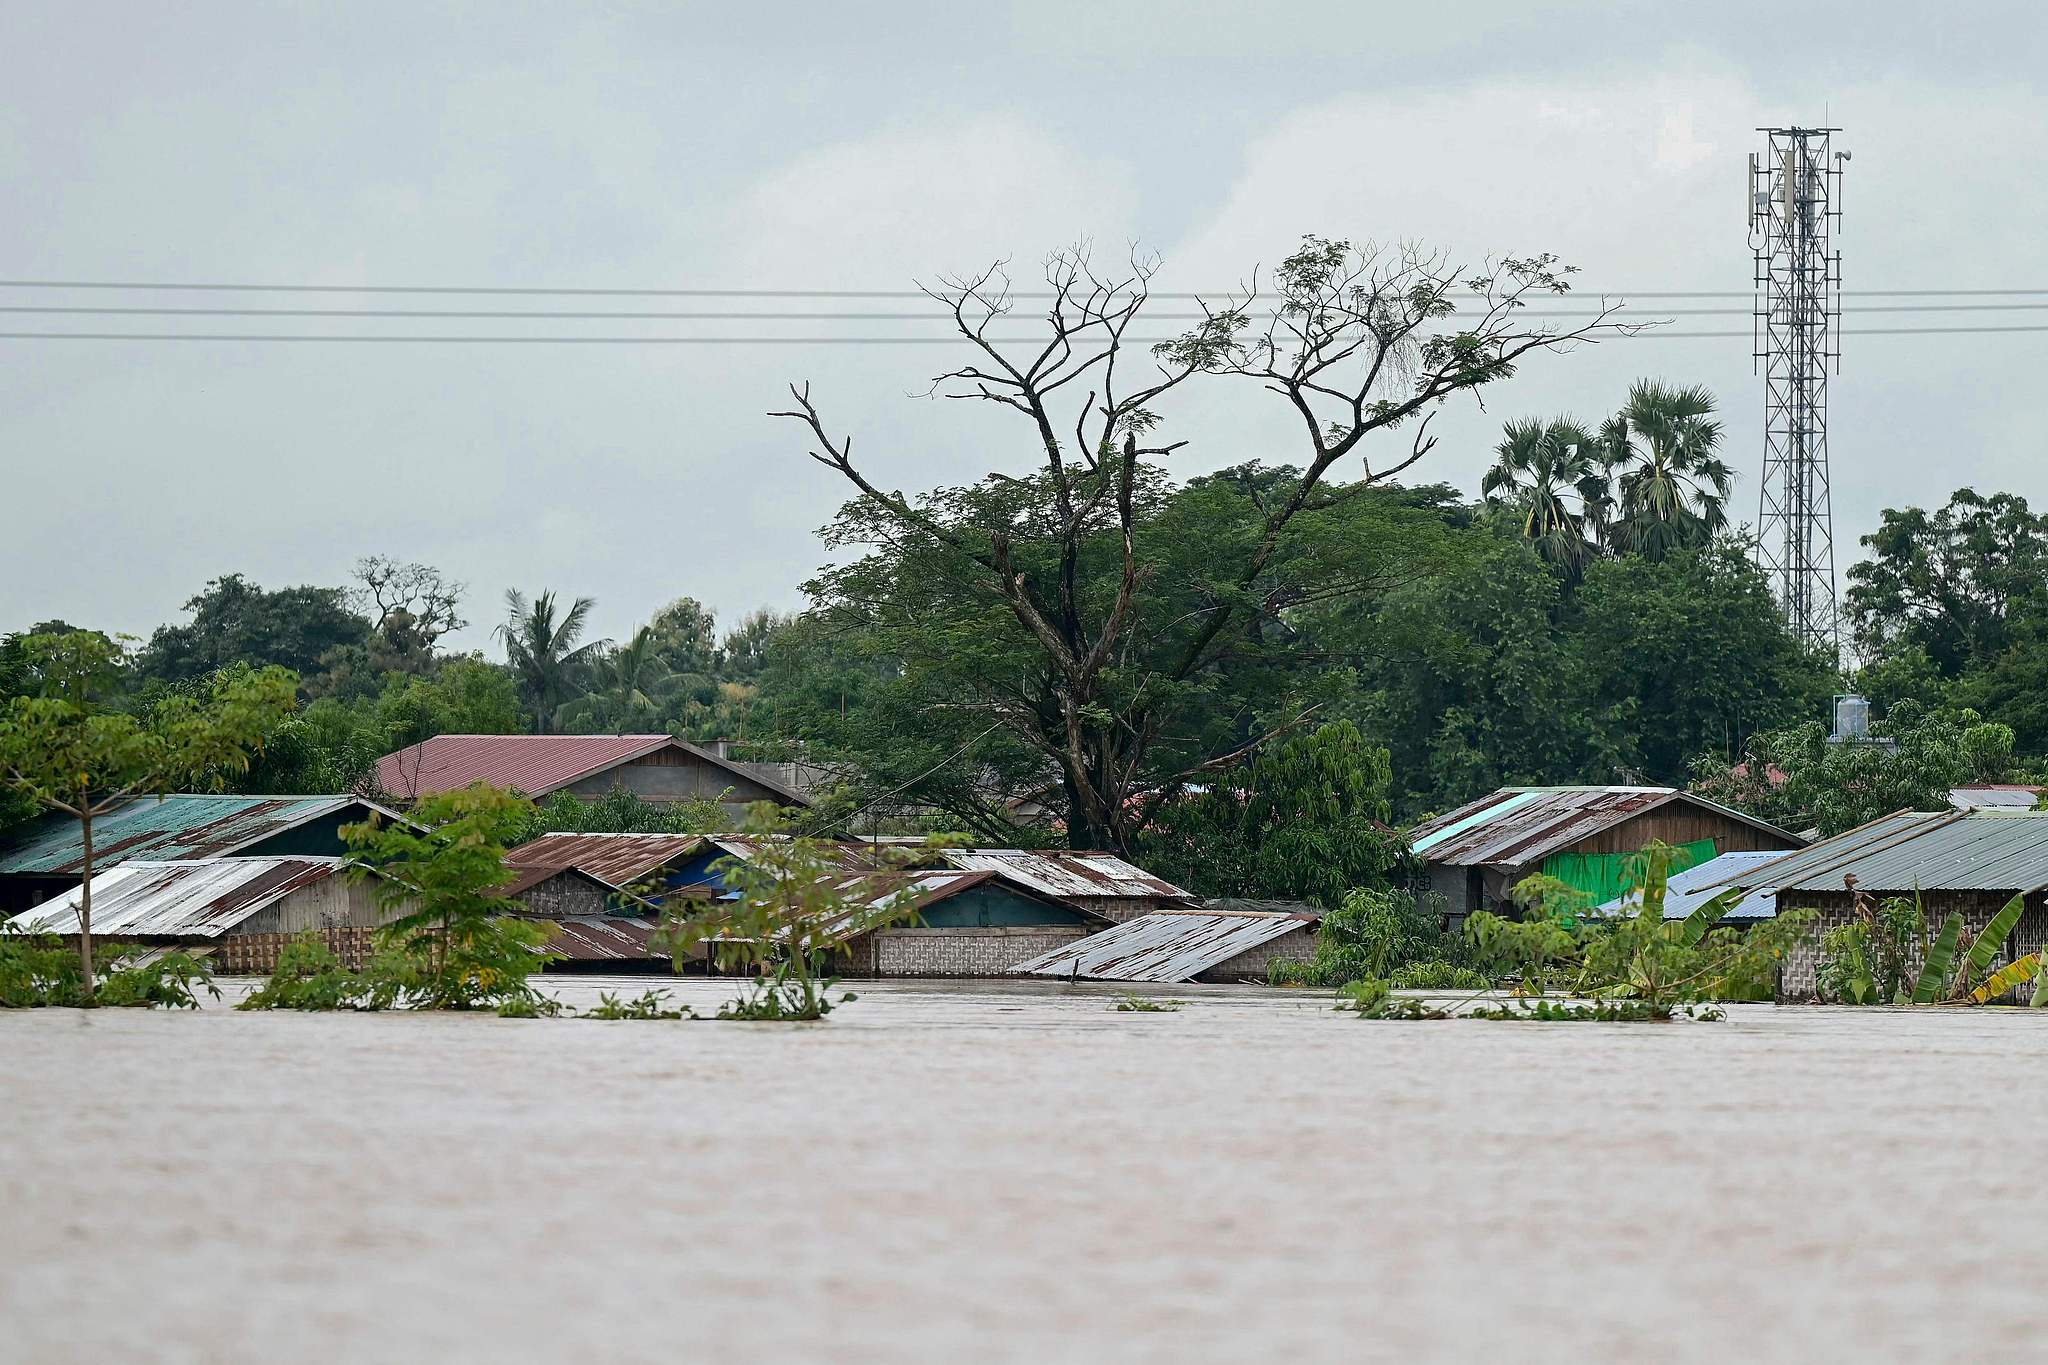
[6, 277, 2048, 300]
[6, 326, 2048, 342]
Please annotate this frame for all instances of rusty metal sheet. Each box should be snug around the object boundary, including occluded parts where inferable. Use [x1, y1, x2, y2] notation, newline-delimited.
[8, 858, 343, 938]
[1009, 909, 1314, 983]
[0, 794, 400, 878]
[529, 916, 661, 961]
[504, 832, 708, 887]
[1406, 786, 1796, 868]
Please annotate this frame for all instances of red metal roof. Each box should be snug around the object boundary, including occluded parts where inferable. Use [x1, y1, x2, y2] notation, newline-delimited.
[371, 734, 805, 805]
[504, 832, 707, 887]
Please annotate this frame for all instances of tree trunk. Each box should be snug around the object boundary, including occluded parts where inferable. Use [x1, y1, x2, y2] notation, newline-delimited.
[77, 809, 96, 1001]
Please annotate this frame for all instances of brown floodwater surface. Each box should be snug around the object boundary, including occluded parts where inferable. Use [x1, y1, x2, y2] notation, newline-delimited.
[1, 979, 2038, 1363]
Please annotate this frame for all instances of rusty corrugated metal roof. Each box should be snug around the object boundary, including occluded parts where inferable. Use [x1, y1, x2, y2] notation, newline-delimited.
[0, 794, 400, 878]
[504, 832, 707, 887]
[1009, 908, 1315, 983]
[7, 858, 343, 937]
[527, 915, 661, 961]
[1406, 786, 1799, 867]
[371, 734, 808, 806]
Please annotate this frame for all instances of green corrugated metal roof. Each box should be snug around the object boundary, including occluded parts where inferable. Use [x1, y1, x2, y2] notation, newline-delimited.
[0, 794, 392, 877]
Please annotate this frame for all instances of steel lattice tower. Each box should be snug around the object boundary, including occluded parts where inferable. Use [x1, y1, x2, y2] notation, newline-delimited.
[1750, 127, 1846, 658]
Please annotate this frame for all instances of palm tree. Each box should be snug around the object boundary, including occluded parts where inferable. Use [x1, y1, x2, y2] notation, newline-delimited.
[1601, 380, 1734, 561]
[1480, 416, 1611, 573]
[498, 589, 604, 734]
[594, 626, 675, 728]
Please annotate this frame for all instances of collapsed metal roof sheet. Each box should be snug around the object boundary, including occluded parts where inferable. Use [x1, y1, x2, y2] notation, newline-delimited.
[1405, 786, 1798, 867]
[1726, 810, 2048, 895]
[0, 795, 398, 878]
[371, 734, 809, 806]
[529, 915, 661, 962]
[1597, 850, 1787, 922]
[673, 837, 1189, 903]
[938, 849, 1190, 900]
[8, 858, 342, 938]
[504, 832, 707, 887]
[1009, 908, 1315, 983]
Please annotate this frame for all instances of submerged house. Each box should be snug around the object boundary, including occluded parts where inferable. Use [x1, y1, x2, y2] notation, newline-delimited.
[0, 793, 405, 915]
[1668, 809, 2048, 999]
[500, 833, 1151, 976]
[822, 870, 1111, 977]
[371, 734, 810, 813]
[6, 856, 402, 973]
[1408, 786, 1803, 926]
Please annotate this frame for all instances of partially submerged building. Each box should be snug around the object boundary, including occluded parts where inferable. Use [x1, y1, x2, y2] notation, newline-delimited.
[0, 793, 404, 915]
[6, 856, 401, 973]
[827, 870, 1112, 977]
[1408, 786, 1803, 925]
[1009, 901, 1321, 984]
[1671, 809, 2048, 999]
[371, 734, 810, 813]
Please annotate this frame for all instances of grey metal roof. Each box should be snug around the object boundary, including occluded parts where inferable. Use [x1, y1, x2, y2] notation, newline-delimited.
[7, 858, 342, 937]
[1008, 908, 1315, 983]
[1726, 810, 2048, 895]
[1405, 786, 1800, 867]
[1597, 850, 1788, 922]
[1949, 785, 2044, 810]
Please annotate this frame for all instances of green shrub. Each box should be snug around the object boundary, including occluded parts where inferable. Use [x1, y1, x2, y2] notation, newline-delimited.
[586, 989, 688, 1020]
[1387, 960, 1491, 990]
[0, 927, 218, 1009]
[1268, 887, 1467, 988]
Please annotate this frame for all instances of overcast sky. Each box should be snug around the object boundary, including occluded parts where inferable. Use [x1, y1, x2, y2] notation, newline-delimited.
[3, 1, 2044, 651]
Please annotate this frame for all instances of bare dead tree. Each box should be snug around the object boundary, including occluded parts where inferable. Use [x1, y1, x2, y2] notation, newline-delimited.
[775, 238, 1633, 852]
[353, 556, 468, 663]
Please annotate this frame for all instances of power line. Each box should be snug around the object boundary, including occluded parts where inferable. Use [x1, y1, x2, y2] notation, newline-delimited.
[11, 301, 2048, 321]
[11, 324, 2048, 342]
[7, 276, 2048, 300]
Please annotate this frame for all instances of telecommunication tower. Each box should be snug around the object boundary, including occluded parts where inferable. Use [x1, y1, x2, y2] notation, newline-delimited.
[1749, 127, 1847, 658]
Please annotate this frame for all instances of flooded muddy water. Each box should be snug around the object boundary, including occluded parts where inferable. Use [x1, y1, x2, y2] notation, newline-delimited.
[2, 978, 2039, 1362]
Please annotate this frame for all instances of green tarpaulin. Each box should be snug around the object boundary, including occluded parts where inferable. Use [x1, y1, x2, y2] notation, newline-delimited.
[1541, 839, 1718, 907]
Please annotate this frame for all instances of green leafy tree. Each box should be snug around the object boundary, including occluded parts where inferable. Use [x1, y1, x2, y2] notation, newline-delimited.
[1572, 542, 1837, 778]
[775, 239, 1620, 853]
[654, 811, 935, 1019]
[1600, 381, 1733, 561]
[137, 573, 370, 686]
[1480, 416, 1610, 573]
[1846, 489, 2048, 677]
[0, 632, 296, 992]
[1692, 701, 2009, 837]
[1137, 721, 1403, 906]
[499, 589, 604, 733]
[340, 784, 557, 1011]
[556, 626, 675, 733]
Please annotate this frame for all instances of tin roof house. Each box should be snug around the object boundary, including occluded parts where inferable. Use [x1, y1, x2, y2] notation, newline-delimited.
[1651, 809, 2048, 999]
[0, 793, 405, 915]
[6, 856, 405, 974]
[371, 734, 810, 812]
[1407, 786, 1803, 924]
